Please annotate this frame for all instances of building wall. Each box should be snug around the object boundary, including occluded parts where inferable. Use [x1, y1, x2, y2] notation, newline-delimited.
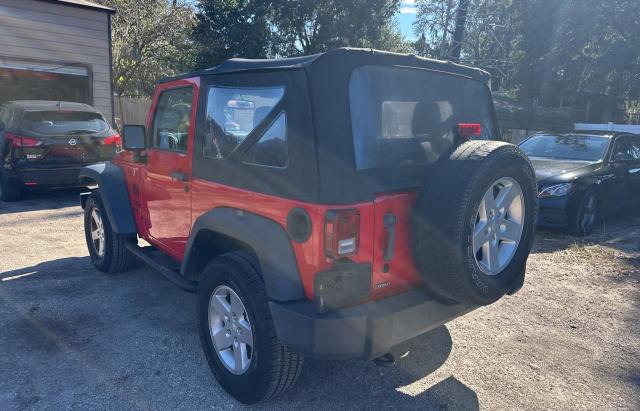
[0, 0, 112, 121]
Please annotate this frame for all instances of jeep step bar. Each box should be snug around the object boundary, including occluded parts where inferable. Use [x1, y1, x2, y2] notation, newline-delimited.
[125, 243, 197, 293]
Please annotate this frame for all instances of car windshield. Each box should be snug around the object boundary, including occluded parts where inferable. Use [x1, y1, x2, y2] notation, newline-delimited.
[349, 65, 499, 170]
[22, 111, 109, 135]
[520, 134, 609, 161]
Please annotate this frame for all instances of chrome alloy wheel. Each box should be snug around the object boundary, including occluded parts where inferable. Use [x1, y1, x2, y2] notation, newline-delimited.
[90, 208, 106, 258]
[208, 285, 254, 375]
[472, 177, 525, 275]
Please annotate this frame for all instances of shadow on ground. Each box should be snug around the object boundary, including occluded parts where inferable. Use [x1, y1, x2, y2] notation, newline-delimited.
[0, 256, 478, 410]
[268, 325, 478, 410]
[0, 187, 85, 215]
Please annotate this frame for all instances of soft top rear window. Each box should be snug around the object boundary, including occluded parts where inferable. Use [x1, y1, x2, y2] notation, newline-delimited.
[22, 111, 108, 135]
[349, 65, 498, 170]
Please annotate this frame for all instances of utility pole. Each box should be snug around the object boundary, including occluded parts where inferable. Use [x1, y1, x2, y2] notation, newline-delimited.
[450, 0, 470, 62]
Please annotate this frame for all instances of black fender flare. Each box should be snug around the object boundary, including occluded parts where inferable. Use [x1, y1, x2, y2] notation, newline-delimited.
[79, 162, 137, 234]
[181, 207, 306, 302]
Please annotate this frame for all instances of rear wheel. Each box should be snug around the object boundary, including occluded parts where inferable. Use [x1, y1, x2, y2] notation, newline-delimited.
[569, 191, 597, 236]
[0, 170, 21, 202]
[83, 192, 136, 273]
[197, 251, 303, 404]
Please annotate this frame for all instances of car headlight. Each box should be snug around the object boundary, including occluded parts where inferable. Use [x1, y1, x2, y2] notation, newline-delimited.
[538, 183, 576, 198]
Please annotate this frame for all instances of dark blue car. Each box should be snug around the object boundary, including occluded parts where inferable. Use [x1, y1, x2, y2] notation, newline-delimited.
[519, 132, 640, 235]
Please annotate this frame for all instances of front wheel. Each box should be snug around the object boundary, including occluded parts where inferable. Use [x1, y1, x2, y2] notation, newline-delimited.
[569, 191, 597, 236]
[197, 251, 303, 404]
[83, 192, 136, 273]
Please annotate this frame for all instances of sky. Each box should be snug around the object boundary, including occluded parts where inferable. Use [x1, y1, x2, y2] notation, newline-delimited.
[396, 0, 418, 40]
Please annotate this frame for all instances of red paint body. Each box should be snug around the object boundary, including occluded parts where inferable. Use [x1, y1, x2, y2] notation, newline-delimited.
[115, 78, 423, 302]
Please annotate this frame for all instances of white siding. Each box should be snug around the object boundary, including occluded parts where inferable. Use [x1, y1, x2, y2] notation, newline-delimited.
[0, 0, 113, 121]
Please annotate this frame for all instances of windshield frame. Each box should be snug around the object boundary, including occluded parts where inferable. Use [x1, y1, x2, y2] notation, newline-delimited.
[519, 133, 611, 162]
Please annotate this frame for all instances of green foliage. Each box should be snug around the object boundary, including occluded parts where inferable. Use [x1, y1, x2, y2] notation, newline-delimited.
[192, 0, 272, 69]
[270, 0, 401, 55]
[192, 0, 405, 68]
[95, 0, 195, 97]
[367, 20, 414, 54]
[414, 0, 640, 120]
[413, 0, 458, 59]
[102, 0, 640, 120]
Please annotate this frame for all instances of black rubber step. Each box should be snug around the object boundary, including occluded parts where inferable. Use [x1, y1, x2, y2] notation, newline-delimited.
[125, 243, 197, 293]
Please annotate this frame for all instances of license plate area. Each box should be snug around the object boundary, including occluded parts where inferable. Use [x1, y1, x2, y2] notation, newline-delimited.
[313, 261, 371, 313]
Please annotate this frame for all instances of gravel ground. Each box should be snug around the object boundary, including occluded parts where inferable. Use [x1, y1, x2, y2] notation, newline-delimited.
[1, 189, 639, 410]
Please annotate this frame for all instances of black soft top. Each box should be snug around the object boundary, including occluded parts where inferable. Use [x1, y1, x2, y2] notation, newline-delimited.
[180, 48, 496, 204]
[161, 48, 491, 85]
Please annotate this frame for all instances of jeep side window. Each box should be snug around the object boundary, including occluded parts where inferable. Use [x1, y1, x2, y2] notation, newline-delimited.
[151, 87, 194, 152]
[242, 112, 288, 168]
[203, 86, 284, 159]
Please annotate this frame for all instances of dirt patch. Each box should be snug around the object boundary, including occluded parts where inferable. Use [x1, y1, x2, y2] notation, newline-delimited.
[1, 192, 639, 410]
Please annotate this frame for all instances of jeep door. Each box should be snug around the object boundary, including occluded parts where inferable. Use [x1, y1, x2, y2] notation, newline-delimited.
[142, 81, 198, 259]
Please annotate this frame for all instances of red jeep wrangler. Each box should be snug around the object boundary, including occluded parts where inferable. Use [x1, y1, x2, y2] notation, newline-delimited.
[79, 49, 537, 404]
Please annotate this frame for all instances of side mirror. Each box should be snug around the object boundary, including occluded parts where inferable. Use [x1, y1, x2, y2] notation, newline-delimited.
[122, 125, 146, 151]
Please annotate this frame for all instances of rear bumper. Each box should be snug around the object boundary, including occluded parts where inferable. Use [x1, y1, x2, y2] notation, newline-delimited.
[6, 166, 85, 188]
[270, 288, 476, 360]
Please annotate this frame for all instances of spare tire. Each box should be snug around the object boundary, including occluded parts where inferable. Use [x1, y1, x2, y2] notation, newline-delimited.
[411, 140, 537, 305]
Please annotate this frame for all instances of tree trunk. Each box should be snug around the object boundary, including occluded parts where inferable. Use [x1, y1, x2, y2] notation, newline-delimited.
[450, 0, 470, 62]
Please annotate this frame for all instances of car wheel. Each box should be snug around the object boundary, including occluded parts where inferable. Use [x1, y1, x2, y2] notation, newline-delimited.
[569, 191, 597, 236]
[411, 141, 538, 305]
[0, 169, 22, 202]
[197, 251, 303, 404]
[83, 192, 136, 273]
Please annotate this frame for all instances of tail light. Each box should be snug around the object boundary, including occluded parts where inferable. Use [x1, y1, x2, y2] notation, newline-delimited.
[456, 123, 481, 137]
[103, 133, 122, 150]
[324, 210, 359, 258]
[5, 132, 42, 147]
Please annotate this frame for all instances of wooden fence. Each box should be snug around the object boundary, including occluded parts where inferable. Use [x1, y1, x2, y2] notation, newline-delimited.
[113, 96, 152, 130]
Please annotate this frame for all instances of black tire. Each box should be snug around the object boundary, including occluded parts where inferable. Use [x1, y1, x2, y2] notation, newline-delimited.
[568, 190, 597, 236]
[0, 169, 22, 202]
[83, 192, 136, 273]
[197, 251, 303, 404]
[411, 141, 538, 305]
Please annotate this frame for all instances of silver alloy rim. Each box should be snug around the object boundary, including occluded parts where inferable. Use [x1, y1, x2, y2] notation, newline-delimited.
[581, 195, 596, 232]
[472, 177, 525, 276]
[208, 285, 254, 375]
[90, 208, 106, 258]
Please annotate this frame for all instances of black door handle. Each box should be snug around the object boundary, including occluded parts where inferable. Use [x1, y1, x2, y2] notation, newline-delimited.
[383, 214, 397, 262]
[170, 171, 189, 182]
